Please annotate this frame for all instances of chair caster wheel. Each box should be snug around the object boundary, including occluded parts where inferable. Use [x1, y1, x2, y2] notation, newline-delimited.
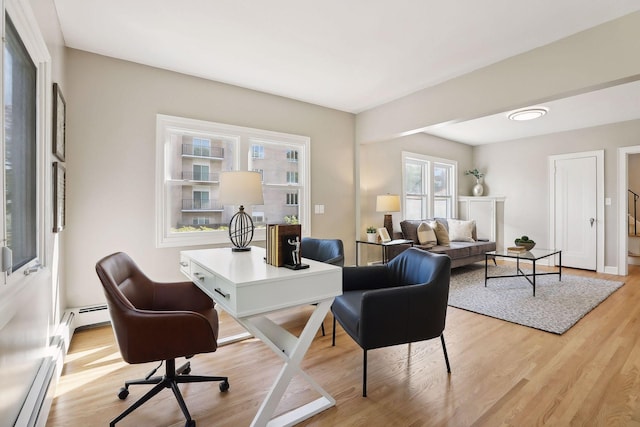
[117, 387, 129, 400]
[185, 420, 195, 427]
[219, 380, 230, 392]
[182, 367, 191, 375]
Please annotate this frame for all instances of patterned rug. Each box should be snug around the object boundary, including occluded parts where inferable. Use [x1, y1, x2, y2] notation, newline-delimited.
[448, 264, 625, 334]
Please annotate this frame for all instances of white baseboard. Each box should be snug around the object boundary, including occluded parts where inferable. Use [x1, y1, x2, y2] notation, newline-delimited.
[604, 265, 620, 274]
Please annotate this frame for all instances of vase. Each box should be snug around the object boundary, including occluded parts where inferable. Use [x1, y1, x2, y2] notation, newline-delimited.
[472, 178, 484, 197]
[367, 233, 377, 243]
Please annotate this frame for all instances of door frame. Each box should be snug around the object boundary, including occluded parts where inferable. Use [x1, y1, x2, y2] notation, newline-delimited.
[617, 145, 640, 276]
[548, 150, 604, 273]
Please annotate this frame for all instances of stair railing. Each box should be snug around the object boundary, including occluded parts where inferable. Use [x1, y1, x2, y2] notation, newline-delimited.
[630, 189, 639, 236]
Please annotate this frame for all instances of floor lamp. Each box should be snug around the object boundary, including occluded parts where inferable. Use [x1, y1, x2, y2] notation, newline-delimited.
[219, 171, 264, 251]
[376, 194, 400, 239]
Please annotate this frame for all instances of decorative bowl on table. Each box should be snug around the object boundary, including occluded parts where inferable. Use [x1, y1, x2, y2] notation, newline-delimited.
[514, 235, 535, 251]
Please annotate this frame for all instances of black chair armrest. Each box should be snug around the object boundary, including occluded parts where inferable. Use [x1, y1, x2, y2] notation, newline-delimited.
[325, 255, 345, 266]
[342, 265, 390, 291]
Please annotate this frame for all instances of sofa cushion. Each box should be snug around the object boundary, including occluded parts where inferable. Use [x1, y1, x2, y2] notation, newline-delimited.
[429, 243, 470, 258]
[448, 219, 476, 242]
[428, 220, 450, 246]
[417, 222, 437, 247]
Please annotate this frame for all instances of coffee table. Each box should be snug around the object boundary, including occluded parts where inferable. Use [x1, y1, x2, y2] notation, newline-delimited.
[485, 249, 562, 296]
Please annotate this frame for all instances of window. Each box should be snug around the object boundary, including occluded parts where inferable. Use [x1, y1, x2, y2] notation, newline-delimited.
[286, 192, 299, 205]
[286, 150, 298, 162]
[4, 16, 38, 272]
[192, 217, 210, 225]
[156, 115, 310, 247]
[286, 171, 298, 184]
[401, 151, 457, 220]
[192, 164, 209, 181]
[251, 144, 264, 159]
[191, 137, 210, 157]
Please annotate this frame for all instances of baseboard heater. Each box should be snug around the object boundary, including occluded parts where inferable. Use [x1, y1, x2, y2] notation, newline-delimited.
[72, 304, 110, 329]
[15, 311, 76, 426]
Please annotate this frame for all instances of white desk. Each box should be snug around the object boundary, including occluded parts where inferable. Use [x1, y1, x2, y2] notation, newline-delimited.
[180, 247, 342, 427]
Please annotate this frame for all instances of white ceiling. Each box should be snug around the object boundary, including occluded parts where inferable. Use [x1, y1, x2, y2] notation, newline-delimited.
[424, 79, 640, 145]
[53, 0, 640, 143]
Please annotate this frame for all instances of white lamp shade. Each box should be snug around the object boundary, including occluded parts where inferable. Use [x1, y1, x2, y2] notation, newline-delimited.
[376, 194, 400, 212]
[219, 171, 264, 206]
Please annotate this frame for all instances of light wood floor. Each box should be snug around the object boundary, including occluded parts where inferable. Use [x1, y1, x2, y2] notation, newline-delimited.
[47, 265, 640, 426]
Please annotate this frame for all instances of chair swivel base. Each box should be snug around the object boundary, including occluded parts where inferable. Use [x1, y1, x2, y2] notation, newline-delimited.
[111, 358, 229, 427]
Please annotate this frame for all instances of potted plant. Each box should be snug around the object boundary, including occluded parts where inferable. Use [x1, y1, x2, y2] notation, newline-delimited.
[366, 226, 377, 242]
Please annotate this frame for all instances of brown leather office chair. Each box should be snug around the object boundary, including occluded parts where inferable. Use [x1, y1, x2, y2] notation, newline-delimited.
[96, 252, 229, 427]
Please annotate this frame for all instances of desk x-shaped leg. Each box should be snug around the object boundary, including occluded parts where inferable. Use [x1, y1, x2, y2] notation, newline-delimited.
[235, 298, 335, 427]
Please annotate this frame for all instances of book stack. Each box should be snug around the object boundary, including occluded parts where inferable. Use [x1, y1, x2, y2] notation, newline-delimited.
[266, 224, 302, 267]
[507, 246, 527, 253]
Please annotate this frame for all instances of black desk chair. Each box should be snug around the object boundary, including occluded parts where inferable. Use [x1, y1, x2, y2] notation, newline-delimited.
[96, 252, 229, 427]
[331, 247, 451, 396]
[301, 237, 344, 335]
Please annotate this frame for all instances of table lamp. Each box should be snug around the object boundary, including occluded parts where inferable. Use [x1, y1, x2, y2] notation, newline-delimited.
[376, 194, 400, 239]
[219, 171, 264, 251]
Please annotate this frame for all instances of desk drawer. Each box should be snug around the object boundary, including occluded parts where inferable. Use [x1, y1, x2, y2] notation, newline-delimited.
[191, 261, 236, 312]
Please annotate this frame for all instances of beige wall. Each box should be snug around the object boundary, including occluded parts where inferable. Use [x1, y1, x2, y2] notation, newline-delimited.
[360, 133, 473, 232]
[65, 49, 355, 308]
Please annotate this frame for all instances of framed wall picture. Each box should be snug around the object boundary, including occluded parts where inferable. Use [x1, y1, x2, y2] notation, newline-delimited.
[377, 227, 391, 243]
[52, 83, 66, 161]
[53, 162, 66, 232]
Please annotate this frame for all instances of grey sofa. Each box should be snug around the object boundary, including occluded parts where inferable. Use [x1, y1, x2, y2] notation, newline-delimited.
[389, 219, 496, 268]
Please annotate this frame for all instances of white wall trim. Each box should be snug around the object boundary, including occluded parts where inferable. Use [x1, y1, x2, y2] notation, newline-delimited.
[618, 145, 640, 276]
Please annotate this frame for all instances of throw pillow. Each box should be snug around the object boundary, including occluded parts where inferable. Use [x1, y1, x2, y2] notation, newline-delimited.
[428, 220, 450, 246]
[448, 219, 476, 242]
[416, 222, 437, 248]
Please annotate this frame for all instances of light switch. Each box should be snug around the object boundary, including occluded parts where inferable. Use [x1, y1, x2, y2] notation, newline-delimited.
[314, 204, 325, 214]
[605, 198, 611, 206]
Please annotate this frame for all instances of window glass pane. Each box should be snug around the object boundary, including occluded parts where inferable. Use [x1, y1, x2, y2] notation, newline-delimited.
[405, 197, 423, 220]
[405, 162, 423, 194]
[434, 198, 449, 218]
[167, 132, 235, 233]
[434, 163, 451, 196]
[250, 140, 303, 225]
[4, 16, 37, 270]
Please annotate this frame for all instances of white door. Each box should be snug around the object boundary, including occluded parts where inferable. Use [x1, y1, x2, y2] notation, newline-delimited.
[553, 156, 597, 270]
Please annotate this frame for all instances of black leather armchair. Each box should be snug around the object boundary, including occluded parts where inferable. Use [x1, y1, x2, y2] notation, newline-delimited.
[96, 252, 229, 427]
[331, 247, 451, 396]
[301, 237, 345, 267]
[301, 237, 344, 336]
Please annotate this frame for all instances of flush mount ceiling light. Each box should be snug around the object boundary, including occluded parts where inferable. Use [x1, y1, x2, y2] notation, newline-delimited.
[508, 107, 549, 121]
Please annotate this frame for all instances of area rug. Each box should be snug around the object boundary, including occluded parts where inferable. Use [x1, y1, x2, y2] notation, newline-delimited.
[448, 264, 624, 334]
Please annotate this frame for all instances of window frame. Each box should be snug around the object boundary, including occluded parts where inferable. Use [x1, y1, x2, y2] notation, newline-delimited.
[2, 1, 51, 285]
[401, 151, 458, 220]
[156, 115, 310, 248]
